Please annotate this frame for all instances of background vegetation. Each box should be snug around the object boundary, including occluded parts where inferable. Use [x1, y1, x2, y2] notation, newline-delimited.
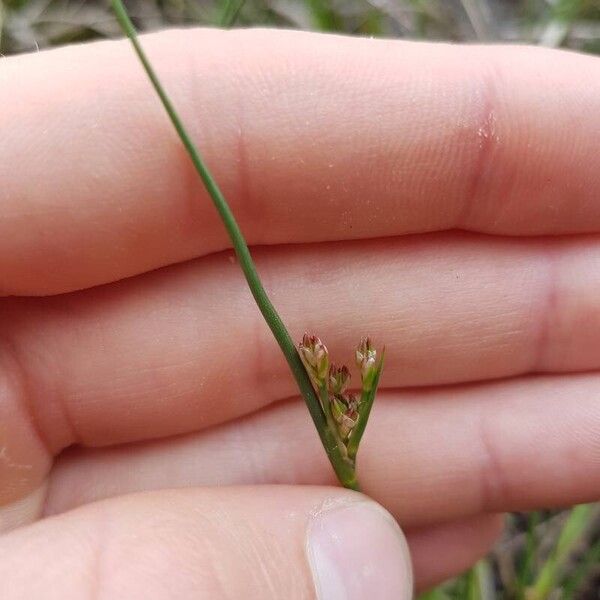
[2, 0, 600, 54]
[1, 0, 599, 598]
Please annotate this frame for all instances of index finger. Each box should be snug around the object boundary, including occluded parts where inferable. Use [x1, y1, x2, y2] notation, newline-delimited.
[2, 28, 600, 295]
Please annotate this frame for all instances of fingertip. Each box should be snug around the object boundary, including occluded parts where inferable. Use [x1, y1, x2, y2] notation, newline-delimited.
[308, 498, 413, 600]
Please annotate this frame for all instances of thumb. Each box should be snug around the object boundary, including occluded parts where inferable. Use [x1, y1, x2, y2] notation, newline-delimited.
[307, 494, 413, 599]
[0, 486, 413, 600]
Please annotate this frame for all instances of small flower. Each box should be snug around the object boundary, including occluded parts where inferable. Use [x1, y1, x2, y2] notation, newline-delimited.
[328, 364, 350, 395]
[355, 337, 377, 388]
[298, 333, 329, 386]
[330, 393, 359, 440]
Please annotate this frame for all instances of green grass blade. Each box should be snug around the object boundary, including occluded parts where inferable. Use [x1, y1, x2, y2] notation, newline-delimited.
[516, 511, 541, 596]
[469, 560, 496, 600]
[562, 537, 600, 599]
[528, 504, 595, 599]
[219, 0, 245, 27]
[306, 0, 343, 31]
[418, 589, 452, 600]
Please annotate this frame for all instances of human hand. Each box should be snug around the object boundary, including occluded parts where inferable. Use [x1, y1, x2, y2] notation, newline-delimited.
[1, 28, 599, 599]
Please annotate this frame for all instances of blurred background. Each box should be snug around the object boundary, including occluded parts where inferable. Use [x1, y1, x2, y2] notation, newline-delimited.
[1, 0, 600, 598]
[1, 0, 600, 54]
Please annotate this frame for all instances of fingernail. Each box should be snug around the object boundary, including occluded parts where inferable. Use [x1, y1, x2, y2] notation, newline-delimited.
[307, 500, 413, 600]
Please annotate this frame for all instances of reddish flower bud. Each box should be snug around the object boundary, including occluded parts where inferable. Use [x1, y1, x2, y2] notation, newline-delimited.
[331, 392, 359, 440]
[329, 364, 350, 395]
[356, 337, 378, 391]
[298, 332, 329, 386]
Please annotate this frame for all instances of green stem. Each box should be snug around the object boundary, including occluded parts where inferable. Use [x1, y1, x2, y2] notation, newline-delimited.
[110, 0, 358, 490]
[347, 349, 385, 461]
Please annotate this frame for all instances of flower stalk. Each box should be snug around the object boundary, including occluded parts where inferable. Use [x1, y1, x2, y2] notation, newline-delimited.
[111, 0, 383, 490]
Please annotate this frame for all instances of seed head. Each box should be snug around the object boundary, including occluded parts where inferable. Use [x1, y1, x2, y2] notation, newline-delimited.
[356, 337, 377, 380]
[331, 393, 359, 440]
[328, 364, 350, 395]
[298, 333, 329, 386]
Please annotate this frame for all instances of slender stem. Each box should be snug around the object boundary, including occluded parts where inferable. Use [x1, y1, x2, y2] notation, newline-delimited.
[347, 349, 385, 461]
[111, 0, 358, 490]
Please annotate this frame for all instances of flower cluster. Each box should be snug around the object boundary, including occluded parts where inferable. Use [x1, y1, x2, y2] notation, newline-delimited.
[298, 333, 380, 444]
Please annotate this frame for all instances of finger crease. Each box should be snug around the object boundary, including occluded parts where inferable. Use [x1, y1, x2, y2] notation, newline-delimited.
[457, 61, 502, 229]
[1, 328, 78, 455]
[531, 248, 560, 372]
[477, 407, 509, 512]
[0, 336, 54, 457]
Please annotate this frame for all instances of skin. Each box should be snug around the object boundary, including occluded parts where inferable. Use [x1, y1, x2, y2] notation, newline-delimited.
[1, 27, 600, 597]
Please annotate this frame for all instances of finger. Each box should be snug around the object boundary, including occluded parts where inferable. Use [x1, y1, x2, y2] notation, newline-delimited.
[44, 374, 600, 529]
[4, 232, 600, 508]
[408, 514, 504, 592]
[4, 231, 600, 458]
[1, 487, 414, 599]
[2, 30, 600, 295]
